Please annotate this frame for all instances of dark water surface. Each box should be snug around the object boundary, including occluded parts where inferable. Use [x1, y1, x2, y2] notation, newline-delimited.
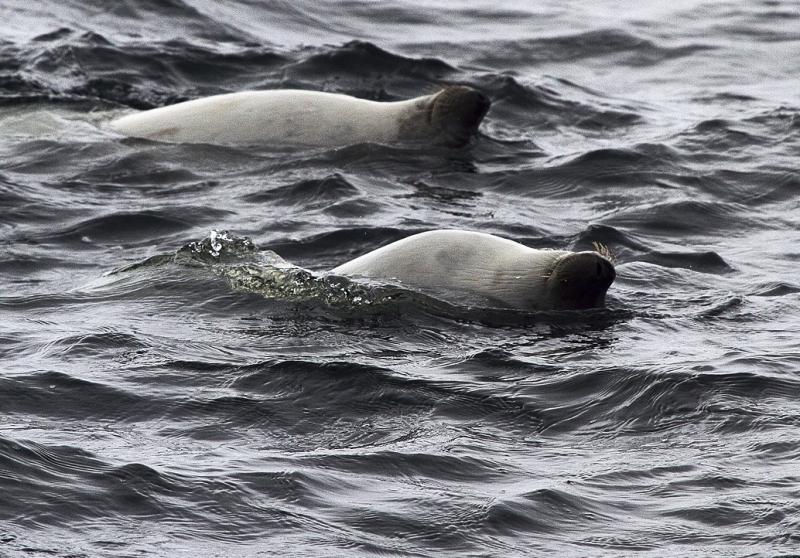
[2, 1, 800, 556]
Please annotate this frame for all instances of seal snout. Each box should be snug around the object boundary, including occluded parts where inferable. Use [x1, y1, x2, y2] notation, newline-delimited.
[549, 251, 616, 309]
[463, 89, 491, 125]
[594, 256, 615, 285]
[431, 86, 491, 147]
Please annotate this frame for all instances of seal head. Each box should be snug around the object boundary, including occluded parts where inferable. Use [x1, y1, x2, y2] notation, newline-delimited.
[545, 251, 616, 309]
[428, 86, 491, 147]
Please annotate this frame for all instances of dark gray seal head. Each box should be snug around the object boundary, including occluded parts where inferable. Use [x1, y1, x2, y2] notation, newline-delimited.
[545, 251, 616, 309]
[399, 86, 490, 147]
[429, 86, 491, 147]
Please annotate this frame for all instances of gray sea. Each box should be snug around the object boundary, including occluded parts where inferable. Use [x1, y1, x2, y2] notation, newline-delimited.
[1, 1, 799, 556]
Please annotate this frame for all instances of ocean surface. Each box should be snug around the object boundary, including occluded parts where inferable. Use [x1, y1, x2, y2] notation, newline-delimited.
[2, 1, 799, 556]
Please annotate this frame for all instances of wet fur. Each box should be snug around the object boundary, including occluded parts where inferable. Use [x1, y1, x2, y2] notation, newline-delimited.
[109, 87, 489, 147]
[330, 230, 615, 310]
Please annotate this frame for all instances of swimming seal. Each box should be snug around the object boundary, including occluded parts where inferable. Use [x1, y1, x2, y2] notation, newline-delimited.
[108, 86, 490, 147]
[330, 230, 615, 310]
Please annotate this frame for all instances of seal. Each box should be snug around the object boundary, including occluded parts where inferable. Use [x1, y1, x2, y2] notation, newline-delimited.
[108, 86, 490, 147]
[330, 230, 615, 310]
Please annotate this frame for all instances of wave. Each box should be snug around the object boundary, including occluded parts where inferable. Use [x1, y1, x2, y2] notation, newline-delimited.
[2, 33, 458, 108]
[2, 3, 799, 556]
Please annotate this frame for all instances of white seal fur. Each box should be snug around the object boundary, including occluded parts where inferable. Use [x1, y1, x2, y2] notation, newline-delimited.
[108, 86, 490, 147]
[331, 230, 615, 310]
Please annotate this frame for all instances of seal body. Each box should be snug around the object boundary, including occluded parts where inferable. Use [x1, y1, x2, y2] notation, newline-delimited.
[331, 230, 615, 310]
[108, 87, 489, 147]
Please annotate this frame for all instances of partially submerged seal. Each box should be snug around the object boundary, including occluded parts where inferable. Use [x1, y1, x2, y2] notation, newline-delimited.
[331, 230, 615, 310]
[108, 86, 490, 147]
